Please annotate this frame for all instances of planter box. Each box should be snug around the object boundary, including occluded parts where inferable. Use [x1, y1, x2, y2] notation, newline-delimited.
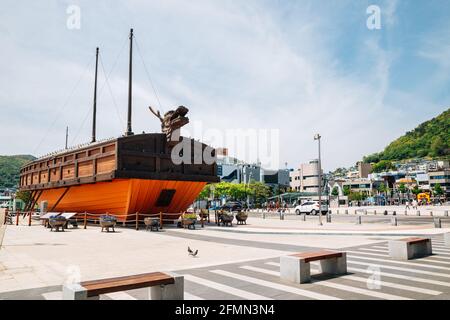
[49, 219, 66, 232]
[182, 219, 196, 230]
[144, 217, 160, 231]
[236, 213, 248, 225]
[100, 217, 117, 232]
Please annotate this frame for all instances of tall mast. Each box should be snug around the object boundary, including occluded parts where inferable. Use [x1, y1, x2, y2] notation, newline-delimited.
[126, 28, 134, 136]
[65, 126, 69, 149]
[92, 47, 99, 143]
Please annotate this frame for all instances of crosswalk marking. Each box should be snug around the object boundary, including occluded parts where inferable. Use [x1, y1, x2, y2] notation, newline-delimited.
[183, 274, 272, 300]
[210, 269, 341, 300]
[372, 245, 450, 255]
[363, 246, 450, 260]
[348, 267, 450, 289]
[348, 254, 450, 272]
[42, 291, 62, 300]
[241, 266, 411, 299]
[347, 259, 450, 278]
[349, 250, 450, 265]
[241, 266, 440, 295]
[317, 281, 411, 300]
[184, 292, 204, 300]
[265, 261, 450, 289]
[104, 292, 137, 300]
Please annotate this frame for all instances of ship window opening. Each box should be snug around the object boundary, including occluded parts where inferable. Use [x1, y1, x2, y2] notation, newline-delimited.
[155, 189, 176, 207]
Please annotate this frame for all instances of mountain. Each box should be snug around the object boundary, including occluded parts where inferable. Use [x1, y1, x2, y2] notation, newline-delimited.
[0, 155, 36, 189]
[364, 108, 450, 167]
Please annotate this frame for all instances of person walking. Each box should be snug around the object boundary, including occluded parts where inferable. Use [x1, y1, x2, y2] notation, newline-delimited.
[405, 200, 410, 210]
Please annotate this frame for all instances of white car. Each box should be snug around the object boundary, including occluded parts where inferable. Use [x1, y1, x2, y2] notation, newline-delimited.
[294, 201, 328, 215]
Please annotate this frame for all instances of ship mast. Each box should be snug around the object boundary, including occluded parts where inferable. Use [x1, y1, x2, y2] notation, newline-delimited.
[126, 28, 134, 136]
[92, 47, 99, 143]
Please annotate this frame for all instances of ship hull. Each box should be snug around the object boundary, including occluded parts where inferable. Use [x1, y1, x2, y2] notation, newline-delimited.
[37, 178, 206, 221]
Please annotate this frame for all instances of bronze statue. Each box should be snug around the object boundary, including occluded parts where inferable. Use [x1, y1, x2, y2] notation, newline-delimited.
[149, 106, 189, 145]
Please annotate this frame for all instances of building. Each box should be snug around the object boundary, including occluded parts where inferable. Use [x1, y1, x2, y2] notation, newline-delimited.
[289, 160, 323, 193]
[357, 161, 372, 178]
[429, 169, 450, 199]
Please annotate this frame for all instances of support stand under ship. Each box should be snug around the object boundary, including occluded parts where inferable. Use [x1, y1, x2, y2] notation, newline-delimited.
[19, 29, 219, 221]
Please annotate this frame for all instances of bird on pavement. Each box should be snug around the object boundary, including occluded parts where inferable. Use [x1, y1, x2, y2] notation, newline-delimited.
[188, 246, 198, 257]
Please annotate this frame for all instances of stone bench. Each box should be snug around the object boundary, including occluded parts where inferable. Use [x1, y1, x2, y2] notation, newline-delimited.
[280, 250, 347, 284]
[444, 233, 450, 247]
[388, 237, 432, 260]
[63, 271, 183, 300]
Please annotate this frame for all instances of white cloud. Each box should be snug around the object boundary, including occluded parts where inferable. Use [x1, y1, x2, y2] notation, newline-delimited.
[0, 0, 447, 171]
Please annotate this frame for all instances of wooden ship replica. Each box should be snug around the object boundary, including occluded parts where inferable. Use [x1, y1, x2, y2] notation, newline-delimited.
[19, 29, 218, 221]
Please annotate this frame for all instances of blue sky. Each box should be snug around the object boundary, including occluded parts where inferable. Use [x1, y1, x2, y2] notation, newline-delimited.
[0, 0, 449, 170]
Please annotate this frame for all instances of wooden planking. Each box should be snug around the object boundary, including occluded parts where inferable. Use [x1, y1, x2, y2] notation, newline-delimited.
[81, 272, 174, 297]
[96, 155, 116, 174]
[78, 160, 94, 178]
[38, 178, 206, 219]
[291, 250, 343, 263]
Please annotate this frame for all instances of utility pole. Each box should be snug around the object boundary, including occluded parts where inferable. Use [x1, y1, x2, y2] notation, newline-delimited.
[314, 133, 323, 226]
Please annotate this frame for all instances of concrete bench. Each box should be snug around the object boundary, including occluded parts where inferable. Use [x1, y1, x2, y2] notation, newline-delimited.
[63, 271, 183, 300]
[388, 237, 432, 260]
[444, 233, 450, 247]
[280, 250, 347, 284]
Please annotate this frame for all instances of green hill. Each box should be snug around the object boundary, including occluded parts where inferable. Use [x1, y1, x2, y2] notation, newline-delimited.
[364, 108, 450, 167]
[0, 155, 36, 188]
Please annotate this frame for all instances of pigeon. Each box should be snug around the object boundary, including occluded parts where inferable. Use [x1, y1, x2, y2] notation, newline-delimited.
[188, 246, 198, 257]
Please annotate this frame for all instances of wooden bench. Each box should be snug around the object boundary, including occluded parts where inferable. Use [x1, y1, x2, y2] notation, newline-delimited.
[280, 250, 347, 284]
[388, 237, 432, 260]
[62, 271, 184, 300]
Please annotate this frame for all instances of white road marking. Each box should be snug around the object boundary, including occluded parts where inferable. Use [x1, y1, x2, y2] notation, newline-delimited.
[348, 254, 450, 271]
[316, 281, 411, 300]
[104, 292, 137, 300]
[349, 251, 450, 265]
[266, 261, 450, 288]
[373, 245, 450, 255]
[210, 269, 341, 300]
[184, 292, 204, 300]
[183, 274, 272, 300]
[251, 265, 441, 296]
[42, 291, 62, 300]
[347, 259, 450, 278]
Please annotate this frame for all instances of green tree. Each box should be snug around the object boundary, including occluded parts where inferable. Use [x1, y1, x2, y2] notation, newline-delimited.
[372, 160, 395, 173]
[15, 190, 31, 204]
[343, 185, 351, 196]
[398, 183, 407, 194]
[433, 183, 444, 196]
[411, 185, 420, 196]
[331, 186, 339, 197]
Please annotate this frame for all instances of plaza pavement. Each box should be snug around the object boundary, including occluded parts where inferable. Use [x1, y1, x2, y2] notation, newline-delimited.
[1, 212, 450, 300]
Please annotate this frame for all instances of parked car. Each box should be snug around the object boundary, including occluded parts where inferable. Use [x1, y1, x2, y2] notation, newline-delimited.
[221, 201, 243, 212]
[294, 201, 328, 215]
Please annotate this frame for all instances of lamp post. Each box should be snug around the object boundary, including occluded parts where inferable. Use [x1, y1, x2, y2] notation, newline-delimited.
[314, 133, 323, 226]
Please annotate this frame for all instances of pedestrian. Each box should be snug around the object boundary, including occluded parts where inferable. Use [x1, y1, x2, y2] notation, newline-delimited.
[405, 200, 410, 210]
[412, 199, 418, 210]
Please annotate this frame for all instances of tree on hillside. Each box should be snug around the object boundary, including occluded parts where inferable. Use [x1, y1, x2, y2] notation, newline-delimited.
[372, 160, 395, 173]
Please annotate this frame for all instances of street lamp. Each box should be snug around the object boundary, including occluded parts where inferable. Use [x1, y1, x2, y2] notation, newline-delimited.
[314, 133, 323, 226]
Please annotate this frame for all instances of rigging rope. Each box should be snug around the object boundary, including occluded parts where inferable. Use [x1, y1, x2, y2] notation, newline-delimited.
[69, 37, 128, 146]
[134, 36, 164, 113]
[99, 53, 126, 132]
[32, 59, 94, 156]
